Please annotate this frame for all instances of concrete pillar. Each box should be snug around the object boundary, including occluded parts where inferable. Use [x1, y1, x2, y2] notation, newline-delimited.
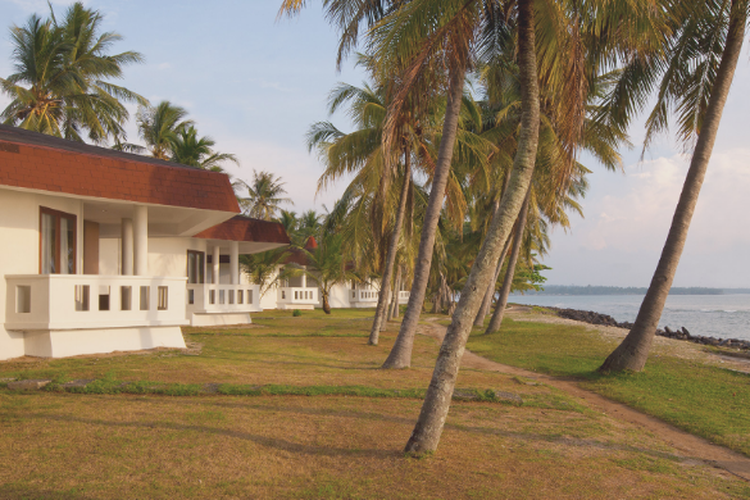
[230, 241, 240, 285]
[121, 218, 133, 275]
[133, 206, 148, 276]
[213, 245, 221, 284]
[301, 270, 307, 289]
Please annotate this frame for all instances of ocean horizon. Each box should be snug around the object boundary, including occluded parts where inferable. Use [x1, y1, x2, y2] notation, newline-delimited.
[508, 292, 750, 342]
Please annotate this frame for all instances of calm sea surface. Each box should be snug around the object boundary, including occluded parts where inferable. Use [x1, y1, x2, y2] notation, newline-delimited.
[508, 293, 750, 342]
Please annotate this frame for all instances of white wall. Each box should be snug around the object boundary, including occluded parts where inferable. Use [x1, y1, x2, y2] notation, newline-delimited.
[0, 190, 86, 359]
[328, 281, 354, 309]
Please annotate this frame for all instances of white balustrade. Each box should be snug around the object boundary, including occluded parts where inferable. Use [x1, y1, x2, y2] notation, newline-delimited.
[5, 274, 188, 331]
[186, 283, 261, 313]
[278, 286, 319, 305]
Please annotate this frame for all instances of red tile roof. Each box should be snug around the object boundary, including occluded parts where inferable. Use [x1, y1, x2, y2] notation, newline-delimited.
[0, 124, 240, 213]
[284, 236, 317, 265]
[194, 215, 291, 245]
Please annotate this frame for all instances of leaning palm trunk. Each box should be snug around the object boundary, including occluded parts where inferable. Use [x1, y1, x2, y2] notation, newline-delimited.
[388, 265, 403, 321]
[599, 0, 745, 373]
[405, 0, 540, 453]
[382, 61, 467, 368]
[474, 230, 512, 326]
[485, 188, 531, 334]
[369, 159, 413, 344]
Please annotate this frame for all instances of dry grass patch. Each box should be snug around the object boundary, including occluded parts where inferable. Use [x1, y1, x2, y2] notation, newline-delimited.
[1, 309, 749, 498]
[1, 393, 747, 499]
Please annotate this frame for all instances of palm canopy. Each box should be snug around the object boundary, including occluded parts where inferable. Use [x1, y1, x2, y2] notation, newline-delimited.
[136, 101, 193, 160]
[0, 2, 147, 143]
[170, 125, 239, 172]
[237, 170, 294, 221]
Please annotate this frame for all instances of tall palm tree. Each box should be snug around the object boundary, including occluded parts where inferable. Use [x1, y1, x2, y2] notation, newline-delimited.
[170, 125, 239, 172]
[404, 0, 542, 455]
[136, 101, 192, 160]
[237, 170, 293, 221]
[309, 78, 444, 345]
[0, 2, 146, 143]
[402, 0, 663, 454]
[599, 0, 748, 372]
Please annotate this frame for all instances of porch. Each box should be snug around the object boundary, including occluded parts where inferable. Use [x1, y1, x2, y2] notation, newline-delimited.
[5, 274, 187, 358]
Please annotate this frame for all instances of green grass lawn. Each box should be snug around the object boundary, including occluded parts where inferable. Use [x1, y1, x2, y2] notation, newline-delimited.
[1, 308, 748, 499]
[467, 315, 750, 457]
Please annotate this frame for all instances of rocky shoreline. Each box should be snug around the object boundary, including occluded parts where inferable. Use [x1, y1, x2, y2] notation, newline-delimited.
[551, 307, 750, 351]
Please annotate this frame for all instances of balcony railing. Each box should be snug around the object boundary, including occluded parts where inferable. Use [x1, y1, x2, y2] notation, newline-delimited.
[278, 286, 318, 305]
[350, 289, 379, 303]
[186, 283, 261, 314]
[5, 274, 188, 331]
[398, 290, 410, 303]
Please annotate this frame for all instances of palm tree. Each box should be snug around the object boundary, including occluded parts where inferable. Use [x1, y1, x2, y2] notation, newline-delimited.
[599, 0, 748, 372]
[298, 232, 357, 314]
[0, 2, 146, 143]
[136, 101, 192, 160]
[237, 170, 293, 221]
[404, 0, 542, 455]
[170, 125, 239, 172]
[309, 78, 439, 345]
[402, 0, 660, 454]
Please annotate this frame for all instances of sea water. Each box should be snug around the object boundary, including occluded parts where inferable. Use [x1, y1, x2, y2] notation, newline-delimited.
[508, 293, 750, 342]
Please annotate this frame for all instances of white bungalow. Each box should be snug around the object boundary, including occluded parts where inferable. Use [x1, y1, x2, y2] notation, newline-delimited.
[271, 237, 410, 311]
[0, 124, 289, 360]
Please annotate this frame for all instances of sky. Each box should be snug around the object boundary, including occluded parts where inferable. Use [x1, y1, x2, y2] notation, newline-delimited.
[1, 0, 749, 288]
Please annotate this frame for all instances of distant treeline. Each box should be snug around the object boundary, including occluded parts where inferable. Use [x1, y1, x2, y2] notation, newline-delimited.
[522, 285, 750, 296]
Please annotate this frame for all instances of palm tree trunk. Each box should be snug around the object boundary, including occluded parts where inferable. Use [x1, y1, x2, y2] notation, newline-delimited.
[485, 187, 531, 334]
[474, 231, 512, 327]
[599, 0, 745, 373]
[369, 157, 412, 344]
[382, 59, 468, 369]
[322, 291, 332, 314]
[388, 264, 403, 321]
[474, 168, 514, 327]
[404, 0, 539, 453]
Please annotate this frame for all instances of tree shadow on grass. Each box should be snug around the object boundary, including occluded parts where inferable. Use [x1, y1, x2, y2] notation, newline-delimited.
[17, 410, 400, 460]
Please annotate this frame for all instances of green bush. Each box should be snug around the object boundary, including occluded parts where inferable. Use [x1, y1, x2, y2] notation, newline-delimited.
[292, 309, 302, 317]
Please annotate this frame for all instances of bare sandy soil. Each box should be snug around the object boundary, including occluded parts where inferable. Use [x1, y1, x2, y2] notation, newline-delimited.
[417, 308, 750, 482]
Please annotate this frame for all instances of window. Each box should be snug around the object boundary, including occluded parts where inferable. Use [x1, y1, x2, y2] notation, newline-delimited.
[40, 207, 76, 274]
[187, 250, 205, 284]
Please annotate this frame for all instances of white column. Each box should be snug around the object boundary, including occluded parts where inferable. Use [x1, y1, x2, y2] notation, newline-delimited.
[133, 206, 148, 276]
[121, 218, 134, 275]
[301, 270, 307, 289]
[230, 241, 240, 285]
[213, 245, 221, 284]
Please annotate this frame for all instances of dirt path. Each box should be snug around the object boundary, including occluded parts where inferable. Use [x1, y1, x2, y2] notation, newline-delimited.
[417, 318, 750, 482]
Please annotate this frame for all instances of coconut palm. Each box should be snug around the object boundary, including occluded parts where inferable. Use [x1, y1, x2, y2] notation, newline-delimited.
[0, 2, 146, 143]
[237, 170, 293, 221]
[298, 232, 358, 314]
[402, 0, 667, 454]
[136, 101, 192, 160]
[599, 0, 748, 372]
[170, 125, 238, 172]
[309, 78, 436, 344]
